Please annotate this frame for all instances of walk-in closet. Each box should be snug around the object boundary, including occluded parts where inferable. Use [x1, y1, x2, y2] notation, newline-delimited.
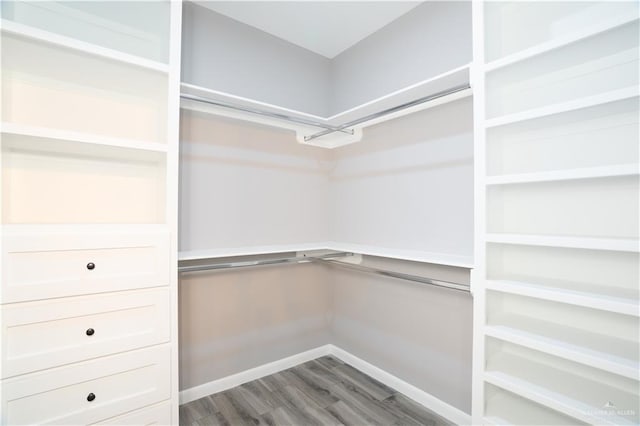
[0, 1, 638, 425]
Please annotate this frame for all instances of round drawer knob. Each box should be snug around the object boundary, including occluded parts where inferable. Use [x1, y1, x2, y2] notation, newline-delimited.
[87, 393, 96, 402]
[86, 328, 95, 336]
[86, 262, 95, 270]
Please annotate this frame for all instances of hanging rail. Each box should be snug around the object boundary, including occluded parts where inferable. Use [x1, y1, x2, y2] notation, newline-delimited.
[303, 83, 471, 142]
[180, 82, 470, 143]
[316, 259, 470, 293]
[180, 93, 354, 135]
[178, 252, 469, 293]
[178, 251, 352, 273]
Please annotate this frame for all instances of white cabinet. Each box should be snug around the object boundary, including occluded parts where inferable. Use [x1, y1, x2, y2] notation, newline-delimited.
[2, 227, 170, 303]
[1, 288, 170, 378]
[1, 345, 171, 425]
[473, 1, 640, 424]
[0, 1, 181, 424]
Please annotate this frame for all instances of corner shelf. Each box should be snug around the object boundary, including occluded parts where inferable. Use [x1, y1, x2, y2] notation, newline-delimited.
[484, 385, 584, 426]
[486, 280, 639, 317]
[485, 351, 638, 426]
[485, 234, 639, 253]
[179, 243, 473, 269]
[485, 14, 640, 72]
[485, 164, 639, 186]
[1, 123, 168, 154]
[180, 64, 472, 148]
[485, 315, 639, 379]
[0, 20, 169, 73]
[485, 86, 639, 129]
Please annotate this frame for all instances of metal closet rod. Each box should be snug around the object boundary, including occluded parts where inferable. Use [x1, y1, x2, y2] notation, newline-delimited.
[316, 259, 470, 293]
[180, 93, 354, 135]
[178, 252, 469, 293]
[178, 251, 352, 274]
[303, 83, 471, 142]
[180, 82, 470, 143]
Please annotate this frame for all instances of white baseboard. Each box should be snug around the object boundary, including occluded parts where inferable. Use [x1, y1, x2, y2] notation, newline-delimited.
[179, 344, 472, 425]
[179, 345, 332, 405]
[328, 345, 472, 425]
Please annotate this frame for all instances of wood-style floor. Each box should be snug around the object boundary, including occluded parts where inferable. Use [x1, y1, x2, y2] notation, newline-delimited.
[180, 356, 453, 426]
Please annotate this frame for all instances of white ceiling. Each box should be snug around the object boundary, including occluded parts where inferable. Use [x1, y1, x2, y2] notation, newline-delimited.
[196, 1, 422, 59]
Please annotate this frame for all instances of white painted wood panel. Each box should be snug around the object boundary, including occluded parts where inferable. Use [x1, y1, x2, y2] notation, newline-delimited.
[1, 288, 170, 378]
[1, 345, 170, 425]
[1, 226, 170, 303]
[1, 32, 168, 142]
[484, 1, 639, 63]
[486, 176, 639, 239]
[1, 136, 166, 224]
[486, 21, 639, 119]
[96, 400, 171, 426]
[0, 1, 170, 63]
[486, 97, 639, 176]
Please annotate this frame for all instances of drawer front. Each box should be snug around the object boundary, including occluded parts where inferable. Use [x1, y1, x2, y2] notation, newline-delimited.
[95, 400, 172, 425]
[2, 226, 170, 303]
[1, 288, 170, 378]
[2, 345, 170, 425]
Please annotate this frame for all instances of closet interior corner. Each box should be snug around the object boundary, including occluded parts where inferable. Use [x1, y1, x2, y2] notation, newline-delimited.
[1, 0, 638, 425]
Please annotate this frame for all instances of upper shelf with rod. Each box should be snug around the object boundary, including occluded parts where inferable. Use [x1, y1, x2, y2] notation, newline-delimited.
[180, 64, 472, 148]
[180, 1, 473, 148]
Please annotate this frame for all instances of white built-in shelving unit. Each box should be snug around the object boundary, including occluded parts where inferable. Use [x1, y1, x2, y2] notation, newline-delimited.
[473, 1, 640, 424]
[0, 1, 181, 423]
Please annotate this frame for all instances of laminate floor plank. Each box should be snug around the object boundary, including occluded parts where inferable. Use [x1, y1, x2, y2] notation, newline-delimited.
[383, 394, 454, 426]
[275, 385, 344, 426]
[211, 391, 268, 426]
[313, 356, 345, 370]
[281, 369, 340, 408]
[180, 356, 454, 426]
[193, 412, 229, 426]
[325, 400, 376, 426]
[331, 364, 396, 401]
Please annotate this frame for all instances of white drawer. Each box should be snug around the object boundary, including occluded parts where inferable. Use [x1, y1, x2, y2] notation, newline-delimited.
[95, 400, 172, 425]
[1, 225, 170, 303]
[2, 345, 170, 425]
[1, 288, 170, 378]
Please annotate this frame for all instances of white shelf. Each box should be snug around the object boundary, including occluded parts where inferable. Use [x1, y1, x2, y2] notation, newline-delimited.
[180, 64, 472, 148]
[178, 243, 334, 261]
[485, 164, 639, 185]
[486, 280, 639, 317]
[0, 20, 169, 73]
[325, 242, 474, 268]
[1, 123, 168, 154]
[485, 385, 583, 426]
[485, 234, 639, 253]
[485, 15, 640, 72]
[179, 243, 473, 269]
[485, 315, 639, 379]
[1, 223, 169, 236]
[485, 86, 639, 129]
[485, 352, 638, 426]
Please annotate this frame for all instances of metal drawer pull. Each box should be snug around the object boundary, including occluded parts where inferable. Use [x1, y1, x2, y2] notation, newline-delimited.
[86, 328, 95, 336]
[86, 262, 95, 270]
[87, 393, 96, 402]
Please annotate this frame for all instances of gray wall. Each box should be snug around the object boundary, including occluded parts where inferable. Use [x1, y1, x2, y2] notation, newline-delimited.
[181, 1, 472, 117]
[178, 258, 473, 414]
[179, 263, 333, 391]
[181, 2, 332, 116]
[329, 1, 472, 114]
[329, 256, 473, 414]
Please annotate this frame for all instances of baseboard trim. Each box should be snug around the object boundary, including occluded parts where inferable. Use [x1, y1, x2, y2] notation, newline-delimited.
[328, 345, 472, 425]
[179, 344, 472, 425]
[179, 345, 332, 405]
